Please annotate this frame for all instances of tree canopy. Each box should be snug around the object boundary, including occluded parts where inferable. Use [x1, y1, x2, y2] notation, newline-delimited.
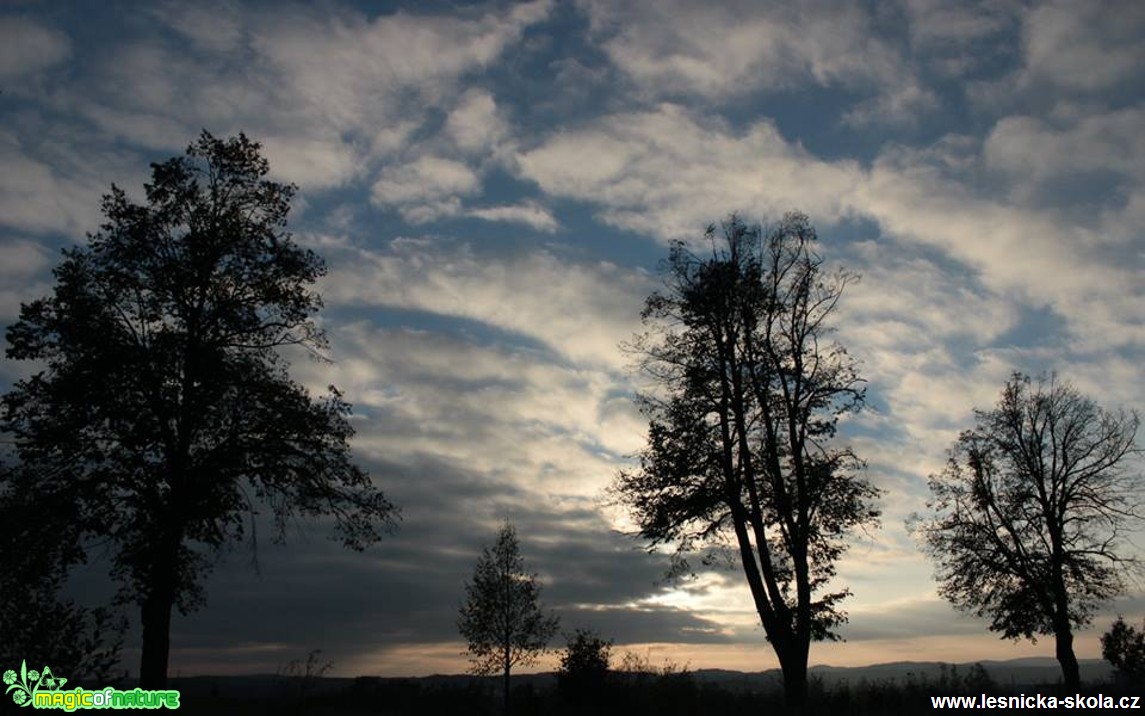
[912, 372, 1141, 690]
[1, 131, 396, 688]
[614, 212, 880, 706]
[458, 522, 559, 716]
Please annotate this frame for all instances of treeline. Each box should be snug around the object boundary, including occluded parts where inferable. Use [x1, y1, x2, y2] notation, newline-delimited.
[169, 663, 1140, 716]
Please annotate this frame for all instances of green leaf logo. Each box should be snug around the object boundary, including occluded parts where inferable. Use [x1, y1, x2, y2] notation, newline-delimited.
[4, 660, 62, 707]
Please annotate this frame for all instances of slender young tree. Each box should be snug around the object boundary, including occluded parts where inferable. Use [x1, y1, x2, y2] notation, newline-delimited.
[1, 132, 396, 688]
[913, 373, 1141, 690]
[614, 212, 880, 707]
[457, 522, 559, 716]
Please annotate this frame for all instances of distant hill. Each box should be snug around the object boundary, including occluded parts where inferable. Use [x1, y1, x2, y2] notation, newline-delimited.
[167, 656, 1113, 698]
[686, 658, 1112, 692]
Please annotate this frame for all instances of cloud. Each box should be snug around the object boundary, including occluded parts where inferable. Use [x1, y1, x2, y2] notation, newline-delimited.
[371, 157, 482, 223]
[39, 2, 552, 191]
[904, 0, 1016, 48]
[516, 103, 861, 239]
[859, 146, 1144, 353]
[446, 88, 508, 153]
[0, 238, 51, 279]
[0, 238, 55, 326]
[0, 15, 71, 79]
[983, 108, 1145, 212]
[467, 201, 560, 232]
[967, 0, 1145, 114]
[580, 0, 935, 124]
[0, 130, 138, 237]
[842, 596, 988, 641]
[1021, 0, 1145, 93]
[319, 238, 653, 371]
[311, 321, 646, 468]
[147, 1, 244, 55]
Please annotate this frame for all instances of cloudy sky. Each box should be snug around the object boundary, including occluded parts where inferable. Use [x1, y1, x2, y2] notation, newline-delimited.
[2, 0, 1143, 678]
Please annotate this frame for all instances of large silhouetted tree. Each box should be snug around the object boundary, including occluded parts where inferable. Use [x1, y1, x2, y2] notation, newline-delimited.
[913, 373, 1141, 691]
[458, 522, 559, 716]
[1, 132, 396, 689]
[614, 213, 880, 707]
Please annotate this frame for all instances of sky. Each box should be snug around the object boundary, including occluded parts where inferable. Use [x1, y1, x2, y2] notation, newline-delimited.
[1, 0, 1143, 679]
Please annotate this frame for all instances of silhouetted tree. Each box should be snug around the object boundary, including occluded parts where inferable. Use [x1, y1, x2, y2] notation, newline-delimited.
[613, 213, 880, 707]
[1, 132, 396, 689]
[1101, 616, 1145, 686]
[0, 461, 126, 683]
[457, 522, 559, 716]
[913, 373, 1141, 691]
[557, 628, 612, 707]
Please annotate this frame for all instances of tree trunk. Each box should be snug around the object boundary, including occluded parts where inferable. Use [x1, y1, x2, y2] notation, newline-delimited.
[1050, 557, 1081, 691]
[139, 585, 174, 689]
[1054, 626, 1081, 691]
[138, 530, 180, 689]
[502, 663, 511, 716]
[776, 641, 809, 710]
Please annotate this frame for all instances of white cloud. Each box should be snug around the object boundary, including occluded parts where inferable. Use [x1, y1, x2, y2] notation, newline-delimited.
[581, 0, 934, 124]
[859, 148, 1144, 352]
[0, 16, 71, 78]
[446, 89, 508, 153]
[517, 103, 861, 239]
[371, 157, 482, 223]
[260, 136, 362, 190]
[984, 109, 1145, 204]
[514, 100, 1143, 509]
[467, 201, 559, 232]
[838, 239, 1020, 355]
[324, 323, 645, 475]
[42, 2, 552, 191]
[371, 157, 480, 204]
[969, 0, 1145, 113]
[318, 238, 653, 371]
[249, 1, 550, 127]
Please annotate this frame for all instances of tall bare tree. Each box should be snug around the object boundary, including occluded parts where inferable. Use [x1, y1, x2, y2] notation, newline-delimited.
[458, 522, 559, 716]
[1, 132, 397, 688]
[614, 213, 880, 707]
[913, 373, 1142, 690]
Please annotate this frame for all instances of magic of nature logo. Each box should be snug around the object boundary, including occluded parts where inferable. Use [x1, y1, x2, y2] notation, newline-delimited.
[4, 661, 180, 710]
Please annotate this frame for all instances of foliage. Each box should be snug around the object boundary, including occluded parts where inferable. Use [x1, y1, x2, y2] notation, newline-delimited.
[912, 372, 1141, 690]
[613, 212, 879, 705]
[458, 522, 559, 715]
[0, 462, 126, 684]
[458, 523, 560, 676]
[1101, 616, 1145, 685]
[0, 131, 396, 687]
[557, 628, 612, 703]
[559, 628, 612, 679]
